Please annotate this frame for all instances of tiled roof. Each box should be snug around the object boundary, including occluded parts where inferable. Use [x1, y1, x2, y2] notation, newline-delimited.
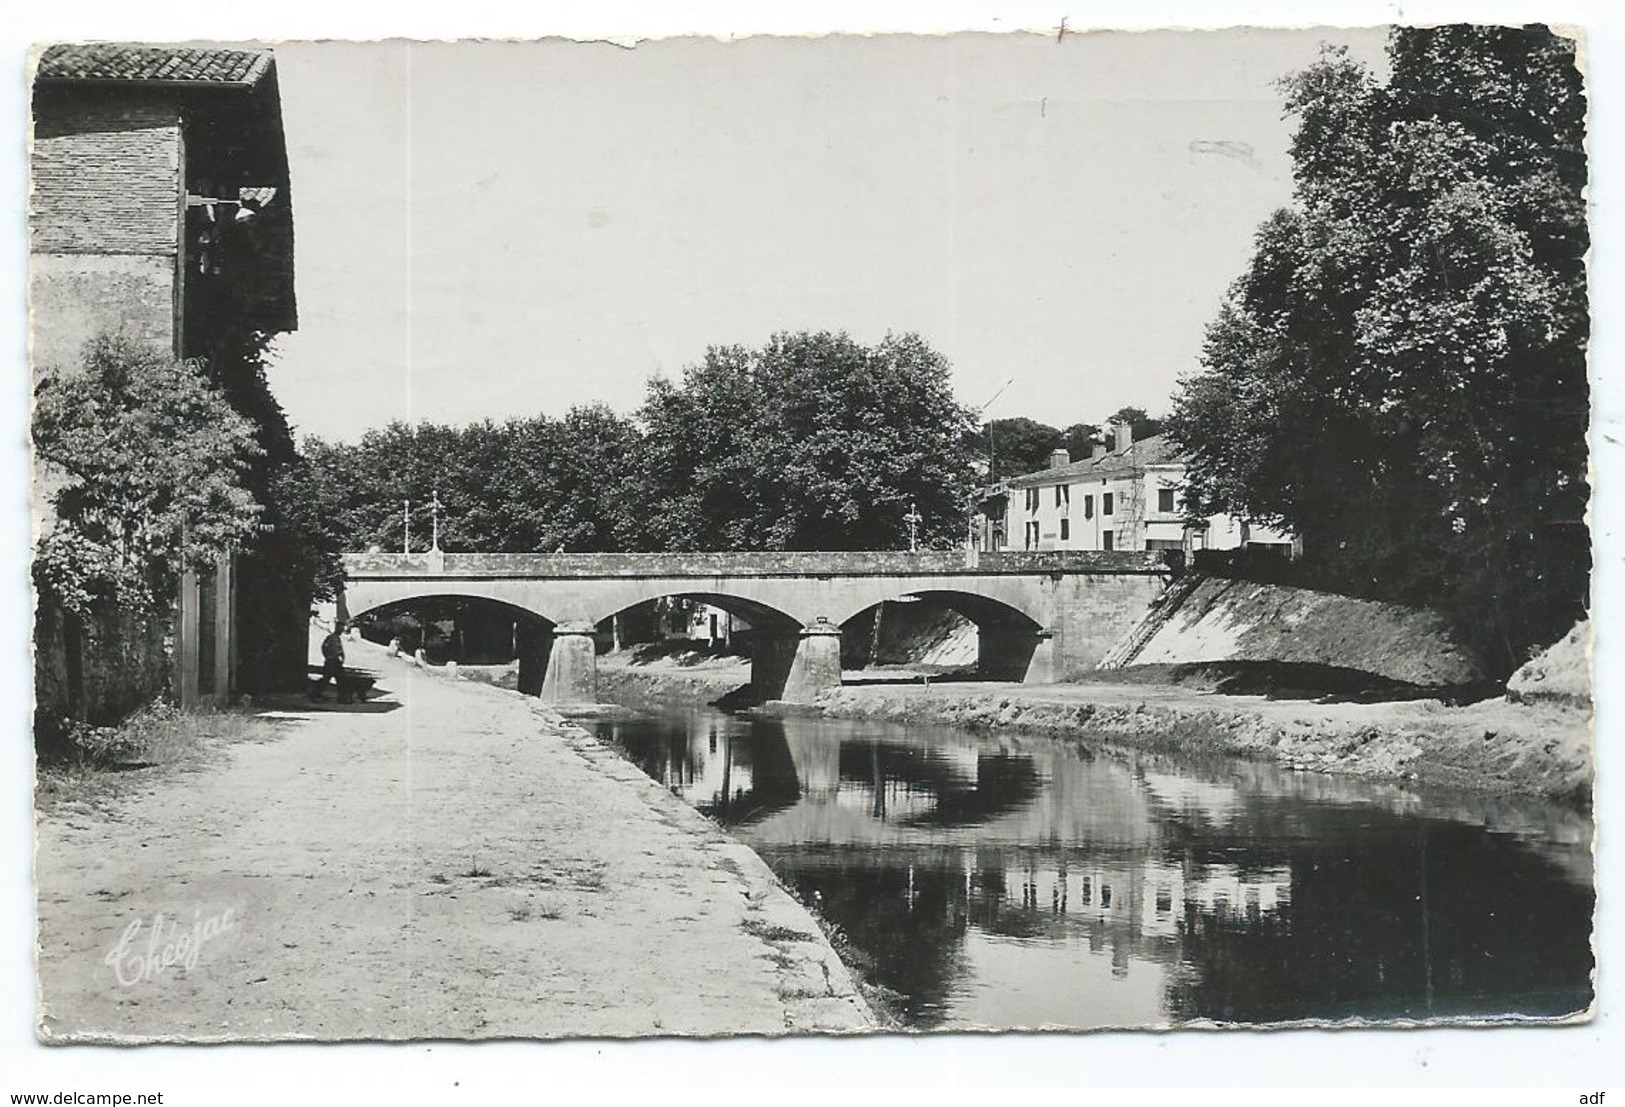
[35, 44, 273, 87]
[1005, 433, 1183, 487]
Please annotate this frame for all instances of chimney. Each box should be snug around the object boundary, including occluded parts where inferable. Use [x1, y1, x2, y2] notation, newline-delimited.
[1113, 422, 1133, 453]
[1048, 448, 1071, 470]
[1091, 442, 1107, 459]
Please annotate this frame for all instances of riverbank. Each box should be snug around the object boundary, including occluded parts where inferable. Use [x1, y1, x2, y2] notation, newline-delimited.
[597, 650, 751, 703]
[533, 648, 1592, 805]
[34, 642, 874, 1040]
[784, 680, 1591, 806]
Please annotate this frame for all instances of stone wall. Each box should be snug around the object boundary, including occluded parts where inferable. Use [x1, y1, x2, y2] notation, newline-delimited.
[1046, 572, 1172, 680]
[34, 599, 170, 751]
[29, 90, 182, 375]
[30, 88, 184, 740]
[344, 549, 1167, 579]
[29, 254, 178, 374]
[30, 90, 182, 257]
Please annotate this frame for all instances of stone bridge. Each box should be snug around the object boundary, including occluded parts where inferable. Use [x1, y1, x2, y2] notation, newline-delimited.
[339, 550, 1173, 705]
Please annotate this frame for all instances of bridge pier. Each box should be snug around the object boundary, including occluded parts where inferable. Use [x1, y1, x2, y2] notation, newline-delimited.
[780, 621, 844, 704]
[978, 625, 1055, 683]
[541, 621, 598, 705]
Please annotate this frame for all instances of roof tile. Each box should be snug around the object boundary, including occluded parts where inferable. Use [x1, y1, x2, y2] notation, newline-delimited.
[35, 44, 271, 86]
[1005, 433, 1183, 486]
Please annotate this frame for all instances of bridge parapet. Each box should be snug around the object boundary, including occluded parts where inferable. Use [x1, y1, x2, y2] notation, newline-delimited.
[342, 549, 1169, 579]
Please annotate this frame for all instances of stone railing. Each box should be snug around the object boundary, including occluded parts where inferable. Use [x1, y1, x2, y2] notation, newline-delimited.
[342, 549, 1169, 578]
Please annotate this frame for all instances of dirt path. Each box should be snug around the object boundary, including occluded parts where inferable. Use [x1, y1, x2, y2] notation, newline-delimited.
[34, 644, 873, 1041]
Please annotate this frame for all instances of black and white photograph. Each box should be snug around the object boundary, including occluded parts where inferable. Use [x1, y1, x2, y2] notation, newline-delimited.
[8, 1, 1621, 1096]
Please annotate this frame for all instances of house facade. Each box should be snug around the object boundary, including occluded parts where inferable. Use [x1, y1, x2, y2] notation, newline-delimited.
[31, 44, 298, 721]
[975, 424, 1296, 557]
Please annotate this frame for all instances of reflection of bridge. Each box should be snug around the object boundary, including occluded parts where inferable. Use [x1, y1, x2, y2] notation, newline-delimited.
[340, 549, 1171, 704]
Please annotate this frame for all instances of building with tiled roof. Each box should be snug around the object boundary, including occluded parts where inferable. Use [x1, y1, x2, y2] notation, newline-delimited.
[974, 425, 1295, 556]
[30, 43, 300, 718]
[30, 42, 297, 357]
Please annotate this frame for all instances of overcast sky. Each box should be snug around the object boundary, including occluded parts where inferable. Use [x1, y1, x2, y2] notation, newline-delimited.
[267, 28, 1389, 442]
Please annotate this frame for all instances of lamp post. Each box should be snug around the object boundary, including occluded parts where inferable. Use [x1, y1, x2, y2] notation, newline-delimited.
[402, 499, 410, 554]
[904, 501, 923, 552]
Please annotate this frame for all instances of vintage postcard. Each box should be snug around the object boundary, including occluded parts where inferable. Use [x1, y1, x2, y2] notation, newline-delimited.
[28, 27, 1594, 1045]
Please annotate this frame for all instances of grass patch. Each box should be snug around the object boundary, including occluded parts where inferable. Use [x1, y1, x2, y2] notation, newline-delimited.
[740, 917, 818, 944]
[508, 899, 564, 922]
[36, 702, 287, 813]
[460, 859, 494, 879]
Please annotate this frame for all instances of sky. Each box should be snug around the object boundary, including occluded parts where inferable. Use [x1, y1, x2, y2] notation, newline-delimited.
[266, 28, 1390, 442]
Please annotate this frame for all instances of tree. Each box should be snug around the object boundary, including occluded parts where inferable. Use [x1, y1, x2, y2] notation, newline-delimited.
[1167, 26, 1589, 671]
[1105, 406, 1164, 442]
[981, 417, 1061, 480]
[302, 405, 646, 555]
[33, 336, 264, 616]
[638, 331, 978, 550]
[1059, 422, 1101, 461]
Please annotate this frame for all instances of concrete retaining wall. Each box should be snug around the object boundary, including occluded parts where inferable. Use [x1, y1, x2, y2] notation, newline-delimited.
[1114, 577, 1486, 687]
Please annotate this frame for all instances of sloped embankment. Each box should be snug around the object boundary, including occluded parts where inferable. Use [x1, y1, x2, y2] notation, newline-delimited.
[842, 603, 977, 669]
[1507, 620, 1592, 707]
[1108, 576, 1487, 689]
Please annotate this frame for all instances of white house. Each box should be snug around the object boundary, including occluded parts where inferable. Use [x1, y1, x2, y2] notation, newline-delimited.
[978, 423, 1296, 556]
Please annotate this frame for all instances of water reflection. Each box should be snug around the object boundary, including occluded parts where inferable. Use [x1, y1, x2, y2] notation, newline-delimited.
[596, 707, 1593, 1029]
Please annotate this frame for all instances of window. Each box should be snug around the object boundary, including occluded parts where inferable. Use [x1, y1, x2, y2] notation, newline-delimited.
[1059, 518, 1070, 541]
[1102, 530, 1114, 551]
[1103, 492, 1114, 516]
[1025, 488, 1039, 512]
[1084, 495, 1094, 520]
[1158, 488, 1177, 513]
[1055, 484, 1069, 509]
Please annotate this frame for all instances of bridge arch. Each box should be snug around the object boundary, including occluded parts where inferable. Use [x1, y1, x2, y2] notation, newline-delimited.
[585, 589, 803, 637]
[342, 590, 561, 694]
[342, 580, 561, 627]
[822, 580, 1049, 631]
[835, 588, 1051, 683]
[591, 589, 814, 704]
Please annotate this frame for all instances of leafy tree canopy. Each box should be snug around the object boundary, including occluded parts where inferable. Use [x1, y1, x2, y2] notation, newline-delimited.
[33, 336, 264, 615]
[980, 417, 1064, 481]
[1105, 406, 1165, 443]
[302, 404, 647, 555]
[639, 331, 978, 550]
[1166, 25, 1589, 670]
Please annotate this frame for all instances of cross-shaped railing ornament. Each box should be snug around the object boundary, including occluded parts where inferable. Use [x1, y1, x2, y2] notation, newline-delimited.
[904, 501, 923, 552]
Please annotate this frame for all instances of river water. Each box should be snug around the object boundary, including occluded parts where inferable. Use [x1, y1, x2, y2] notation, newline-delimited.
[591, 701, 1594, 1030]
